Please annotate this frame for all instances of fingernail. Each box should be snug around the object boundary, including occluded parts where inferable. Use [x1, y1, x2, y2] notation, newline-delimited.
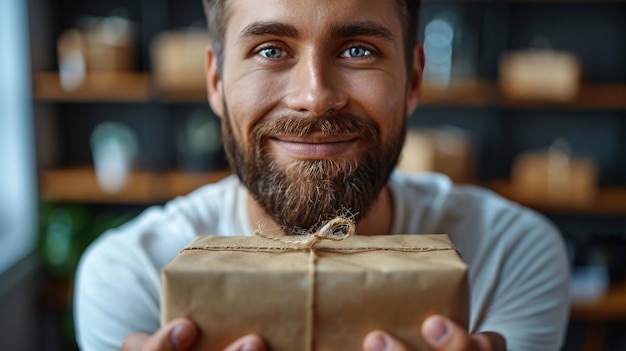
[171, 323, 194, 349]
[241, 342, 259, 351]
[240, 336, 261, 351]
[365, 331, 389, 351]
[423, 317, 451, 346]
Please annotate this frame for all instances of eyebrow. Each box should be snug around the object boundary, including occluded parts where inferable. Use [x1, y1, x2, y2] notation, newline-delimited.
[238, 20, 395, 44]
[238, 22, 300, 43]
[331, 21, 395, 42]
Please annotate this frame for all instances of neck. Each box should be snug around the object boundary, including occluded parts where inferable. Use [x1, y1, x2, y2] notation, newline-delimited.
[247, 185, 394, 236]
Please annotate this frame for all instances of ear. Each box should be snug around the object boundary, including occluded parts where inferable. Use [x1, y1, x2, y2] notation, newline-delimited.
[405, 43, 424, 116]
[206, 46, 224, 118]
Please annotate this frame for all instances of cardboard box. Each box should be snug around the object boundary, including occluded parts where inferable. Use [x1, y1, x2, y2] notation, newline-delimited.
[511, 151, 598, 206]
[161, 234, 468, 351]
[500, 49, 582, 102]
[398, 128, 474, 182]
[151, 29, 210, 95]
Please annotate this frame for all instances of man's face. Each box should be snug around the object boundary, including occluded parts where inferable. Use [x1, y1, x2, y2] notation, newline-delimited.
[208, 0, 420, 234]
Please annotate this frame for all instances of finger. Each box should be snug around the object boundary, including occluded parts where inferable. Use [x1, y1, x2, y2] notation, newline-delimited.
[122, 318, 198, 351]
[122, 332, 151, 351]
[421, 315, 507, 351]
[421, 315, 472, 351]
[222, 334, 266, 351]
[363, 330, 411, 351]
[471, 332, 507, 351]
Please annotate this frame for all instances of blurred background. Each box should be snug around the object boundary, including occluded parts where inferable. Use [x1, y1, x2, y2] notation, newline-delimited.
[1, 0, 625, 350]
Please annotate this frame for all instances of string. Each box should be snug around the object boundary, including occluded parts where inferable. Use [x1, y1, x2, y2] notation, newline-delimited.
[306, 248, 317, 351]
[255, 216, 355, 351]
[254, 216, 356, 247]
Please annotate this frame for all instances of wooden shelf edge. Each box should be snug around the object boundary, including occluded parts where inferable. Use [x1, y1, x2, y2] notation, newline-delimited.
[487, 180, 626, 216]
[570, 285, 626, 321]
[39, 168, 626, 214]
[33, 72, 626, 110]
[34, 72, 151, 102]
[420, 79, 493, 107]
[39, 167, 231, 204]
[499, 84, 626, 110]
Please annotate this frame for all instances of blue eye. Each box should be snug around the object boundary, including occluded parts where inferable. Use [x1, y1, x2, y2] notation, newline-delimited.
[342, 46, 372, 58]
[259, 47, 284, 59]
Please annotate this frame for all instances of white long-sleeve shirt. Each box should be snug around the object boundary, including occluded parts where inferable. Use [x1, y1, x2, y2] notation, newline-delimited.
[74, 171, 570, 350]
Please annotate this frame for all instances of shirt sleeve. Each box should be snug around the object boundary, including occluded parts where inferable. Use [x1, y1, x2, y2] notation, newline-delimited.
[73, 206, 194, 351]
[473, 206, 571, 351]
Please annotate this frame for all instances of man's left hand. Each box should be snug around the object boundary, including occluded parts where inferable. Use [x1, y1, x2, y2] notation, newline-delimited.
[362, 315, 506, 351]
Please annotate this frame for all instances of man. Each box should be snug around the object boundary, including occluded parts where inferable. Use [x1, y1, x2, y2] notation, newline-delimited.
[74, 0, 570, 350]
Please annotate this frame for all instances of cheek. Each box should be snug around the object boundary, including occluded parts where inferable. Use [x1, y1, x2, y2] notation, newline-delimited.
[223, 70, 286, 143]
[346, 72, 406, 139]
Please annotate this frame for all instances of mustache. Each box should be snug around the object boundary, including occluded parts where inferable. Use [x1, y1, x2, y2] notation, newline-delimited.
[252, 111, 380, 141]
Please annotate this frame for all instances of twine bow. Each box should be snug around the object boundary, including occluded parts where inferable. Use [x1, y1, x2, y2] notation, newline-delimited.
[254, 216, 356, 247]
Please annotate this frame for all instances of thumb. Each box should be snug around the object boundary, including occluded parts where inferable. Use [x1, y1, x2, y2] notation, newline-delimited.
[363, 330, 411, 351]
[123, 318, 198, 351]
[421, 315, 470, 351]
[421, 315, 506, 351]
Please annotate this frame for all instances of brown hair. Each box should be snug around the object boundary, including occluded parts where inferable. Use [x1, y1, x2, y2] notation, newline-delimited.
[203, 0, 420, 75]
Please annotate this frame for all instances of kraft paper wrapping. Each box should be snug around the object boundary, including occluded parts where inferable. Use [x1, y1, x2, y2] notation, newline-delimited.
[161, 234, 468, 351]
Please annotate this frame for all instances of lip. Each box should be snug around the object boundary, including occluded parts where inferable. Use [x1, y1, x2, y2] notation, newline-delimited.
[270, 134, 359, 159]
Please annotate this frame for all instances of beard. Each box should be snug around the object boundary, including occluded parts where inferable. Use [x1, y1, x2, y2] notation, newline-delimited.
[222, 104, 406, 235]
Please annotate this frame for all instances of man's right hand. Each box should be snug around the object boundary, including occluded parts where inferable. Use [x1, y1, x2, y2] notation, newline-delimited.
[122, 318, 266, 351]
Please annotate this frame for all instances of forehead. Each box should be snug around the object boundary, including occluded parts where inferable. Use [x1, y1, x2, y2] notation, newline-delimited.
[223, 0, 404, 42]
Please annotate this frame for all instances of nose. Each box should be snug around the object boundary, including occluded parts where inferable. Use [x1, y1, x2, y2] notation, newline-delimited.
[284, 53, 348, 116]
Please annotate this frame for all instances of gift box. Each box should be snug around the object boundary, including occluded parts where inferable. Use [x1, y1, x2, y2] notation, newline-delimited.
[161, 234, 468, 351]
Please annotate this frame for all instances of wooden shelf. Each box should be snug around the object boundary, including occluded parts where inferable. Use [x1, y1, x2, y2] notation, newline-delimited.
[39, 167, 231, 204]
[34, 71, 626, 110]
[571, 284, 626, 321]
[499, 83, 626, 110]
[33, 72, 494, 107]
[34, 72, 151, 102]
[488, 180, 626, 216]
[39, 167, 626, 214]
[165, 170, 232, 197]
[32, 73, 496, 107]
[420, 80, 493, 107]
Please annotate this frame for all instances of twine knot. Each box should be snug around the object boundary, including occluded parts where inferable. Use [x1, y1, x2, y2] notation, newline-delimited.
[255, 215, 356, 248]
